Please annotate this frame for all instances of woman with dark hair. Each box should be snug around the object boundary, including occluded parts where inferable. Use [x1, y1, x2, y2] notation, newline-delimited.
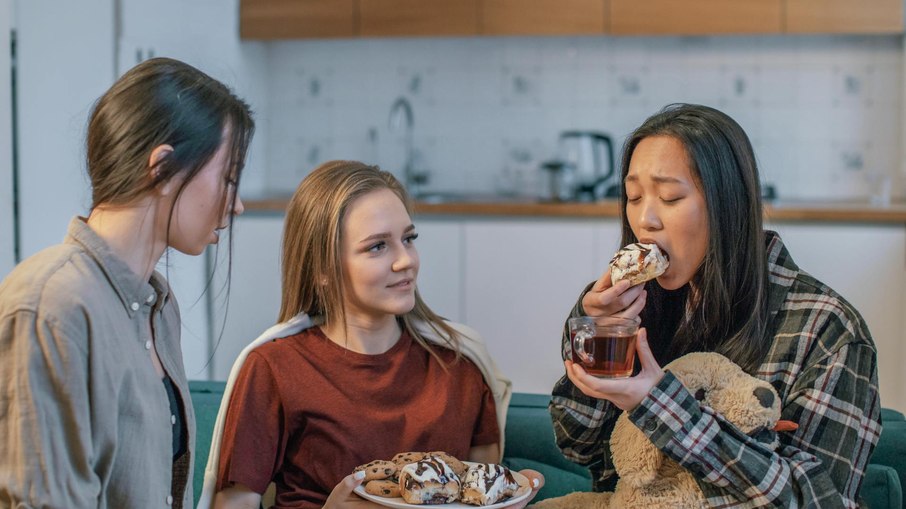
[0, 57, 254, 508]
[550, 104, 880, 507]
[201, 161, 542, 509]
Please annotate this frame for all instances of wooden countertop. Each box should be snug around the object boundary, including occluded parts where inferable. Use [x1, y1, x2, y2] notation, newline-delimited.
[245, 197, 906, 224]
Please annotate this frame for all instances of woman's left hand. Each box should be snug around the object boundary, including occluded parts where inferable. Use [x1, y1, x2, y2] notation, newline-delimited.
[510, 469, 544, 509]
[565, 328, 665, 411]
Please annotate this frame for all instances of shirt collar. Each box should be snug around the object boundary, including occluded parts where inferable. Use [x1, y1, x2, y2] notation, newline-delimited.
[64, 216, 170, 317]
[764, 230, 799, 322]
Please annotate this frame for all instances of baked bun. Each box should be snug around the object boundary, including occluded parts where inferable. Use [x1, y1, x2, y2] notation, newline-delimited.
[399, 457, 461, 504]
[426, 451, 468, 477]
[609, 242, 669, 286]
[460, 463, 520, 506]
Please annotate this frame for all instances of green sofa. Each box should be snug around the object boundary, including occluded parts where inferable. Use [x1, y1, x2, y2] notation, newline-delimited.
[189, 383, 905, 508]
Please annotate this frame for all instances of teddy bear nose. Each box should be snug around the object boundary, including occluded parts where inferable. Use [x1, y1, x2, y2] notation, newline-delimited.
[753, 387, 774, 408]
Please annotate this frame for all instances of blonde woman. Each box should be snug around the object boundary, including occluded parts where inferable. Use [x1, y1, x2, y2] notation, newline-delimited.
[200, 161, 542, 509]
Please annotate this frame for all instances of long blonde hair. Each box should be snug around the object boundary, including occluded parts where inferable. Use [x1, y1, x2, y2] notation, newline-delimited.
[279, 160, 462, 363]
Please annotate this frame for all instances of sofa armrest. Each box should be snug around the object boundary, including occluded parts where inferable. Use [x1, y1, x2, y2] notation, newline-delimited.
[868, 408, 906, 509]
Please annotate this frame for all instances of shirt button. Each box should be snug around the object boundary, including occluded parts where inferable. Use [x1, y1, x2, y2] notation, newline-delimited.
[171, 414, 176, 425]
[146, 294, 155, 304]
[144, 340, 152, 350]
[130, 302, 140, 311]
[644, 419, 658, 432]
[166, 494, 173, 505]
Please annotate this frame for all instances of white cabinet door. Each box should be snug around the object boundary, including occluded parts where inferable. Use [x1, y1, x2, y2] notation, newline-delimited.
[210, 214, 285, 380]
[413, 218, 465, 323]
[768, 222, 906, 413]
[117, 0, 270, 197]
[0, 0, 13, 276]
[463, 218, 607, 394]
[15, 0, 114, 259]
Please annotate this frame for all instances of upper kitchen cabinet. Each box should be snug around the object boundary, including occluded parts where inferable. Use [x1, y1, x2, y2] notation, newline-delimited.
[359, 0, 480, 36]
[785, 0, 904, 34]
[609, 0, 783, 35]
[240, 0, 357, 39]
[237, 0, 904, 38]
[480, 0, 607, 36]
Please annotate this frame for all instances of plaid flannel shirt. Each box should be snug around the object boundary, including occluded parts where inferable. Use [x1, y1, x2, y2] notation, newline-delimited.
[550, 231, 882, 508]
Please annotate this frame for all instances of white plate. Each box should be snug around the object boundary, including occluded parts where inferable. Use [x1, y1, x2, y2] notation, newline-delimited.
[353, 462, 532, 509]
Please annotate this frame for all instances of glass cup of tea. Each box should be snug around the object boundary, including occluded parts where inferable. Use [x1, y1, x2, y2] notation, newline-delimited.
[568, 316, 640, 378]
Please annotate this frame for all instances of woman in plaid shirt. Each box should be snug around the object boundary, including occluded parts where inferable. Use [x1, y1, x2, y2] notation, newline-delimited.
[551, 104, 881, 508]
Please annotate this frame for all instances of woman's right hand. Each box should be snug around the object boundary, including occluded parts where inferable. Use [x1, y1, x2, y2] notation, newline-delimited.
[323, 472, 385, 508]
[581, 272, 647, 319]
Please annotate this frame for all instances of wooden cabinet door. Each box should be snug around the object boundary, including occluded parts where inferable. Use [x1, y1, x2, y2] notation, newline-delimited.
[240, 0, 357, 39]
[610, 0, 782, 35]
[360, 0, 480, 36]
[786, 0, 903, 34]
[481, 0, 606, 35]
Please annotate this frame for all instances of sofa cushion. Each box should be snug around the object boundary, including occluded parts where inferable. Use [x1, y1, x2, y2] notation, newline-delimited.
[502, 457, 591, 502]
[503, 393, 592, 502]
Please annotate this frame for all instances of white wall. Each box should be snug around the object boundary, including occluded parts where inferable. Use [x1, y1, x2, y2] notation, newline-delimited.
[15, 0, 114, 259]
[263, 36, 903, 202]
[0, 0, 13, 275]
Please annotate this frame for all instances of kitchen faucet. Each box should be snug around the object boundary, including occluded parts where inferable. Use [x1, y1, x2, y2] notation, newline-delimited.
[388, 96, 428, 196]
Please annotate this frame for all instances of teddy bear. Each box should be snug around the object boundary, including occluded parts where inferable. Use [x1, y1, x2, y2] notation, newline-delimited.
[531, 352, 795, 509]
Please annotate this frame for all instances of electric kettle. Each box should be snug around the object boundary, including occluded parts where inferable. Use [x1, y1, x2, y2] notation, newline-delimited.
[557, 131, 617, 200]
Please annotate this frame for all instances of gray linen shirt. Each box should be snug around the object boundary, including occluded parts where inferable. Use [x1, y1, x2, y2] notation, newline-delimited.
[0, 217, 195, 508]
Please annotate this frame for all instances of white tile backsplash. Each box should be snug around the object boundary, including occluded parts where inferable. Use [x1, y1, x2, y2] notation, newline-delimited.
[260, 34, 904, 201]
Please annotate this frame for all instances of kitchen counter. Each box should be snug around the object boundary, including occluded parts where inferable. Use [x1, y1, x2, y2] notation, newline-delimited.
[245, 197, 906, 223]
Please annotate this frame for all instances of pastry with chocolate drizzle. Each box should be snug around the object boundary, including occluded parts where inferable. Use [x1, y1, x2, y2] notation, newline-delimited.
[609, 242, 669, 286]
[398, 456, 461, 504]
[460, 463, 519, 506]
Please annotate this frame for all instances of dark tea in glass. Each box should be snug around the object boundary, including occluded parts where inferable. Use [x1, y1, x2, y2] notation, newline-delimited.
[568, 316, 639, 378]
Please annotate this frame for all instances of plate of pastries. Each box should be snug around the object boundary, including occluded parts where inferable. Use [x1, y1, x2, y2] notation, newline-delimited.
[353, 451, 531, 508]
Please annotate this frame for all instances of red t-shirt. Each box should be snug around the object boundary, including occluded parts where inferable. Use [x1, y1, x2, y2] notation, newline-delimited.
[216, 327, 499, 508]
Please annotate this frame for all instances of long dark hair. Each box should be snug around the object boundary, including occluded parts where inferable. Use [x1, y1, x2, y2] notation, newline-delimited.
[86, 58, 255, 361]
[620, 104, 769, 373]
[87, 57, 254, 223]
